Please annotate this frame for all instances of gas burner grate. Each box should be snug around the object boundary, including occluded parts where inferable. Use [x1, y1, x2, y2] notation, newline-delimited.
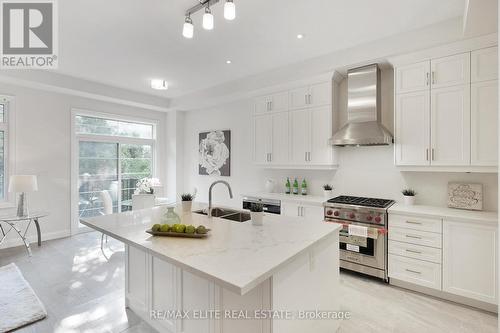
[327, 195, 394, 208]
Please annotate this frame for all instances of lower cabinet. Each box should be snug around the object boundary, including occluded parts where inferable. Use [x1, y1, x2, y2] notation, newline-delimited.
[281, 201, 324, 222]
[388, 255, 442, 290]
[442, 219, 498, 304]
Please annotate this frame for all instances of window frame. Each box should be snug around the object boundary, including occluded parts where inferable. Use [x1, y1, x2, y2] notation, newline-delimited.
[0, 95, 16, 208]
[71, 108, 158, 234]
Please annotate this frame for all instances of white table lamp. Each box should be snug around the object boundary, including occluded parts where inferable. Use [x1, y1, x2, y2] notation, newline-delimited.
[9, 175, 38, 217]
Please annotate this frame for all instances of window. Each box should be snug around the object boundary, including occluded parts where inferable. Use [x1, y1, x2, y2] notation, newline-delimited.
[74, 113, 156, 222]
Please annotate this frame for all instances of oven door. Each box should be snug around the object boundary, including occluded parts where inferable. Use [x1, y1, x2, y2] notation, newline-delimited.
[325, 218, 386, 271]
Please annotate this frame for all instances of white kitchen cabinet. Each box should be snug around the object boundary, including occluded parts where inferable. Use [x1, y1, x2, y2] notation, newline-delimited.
[289, 82, 331, 110]
[395, 91, 431, 165]
[431, 53, 470, 89]
[126, 245, 148, 314]
[430, 85, 470, 166]
[281, 201, 324, 222]
[471, 80, 498, 166]
[471, 47, 498, 83]
[254, 114, 272, 164]
[309, 106, 334, 165]
[396, 61, 430, 93]
[290, 109, 310, 164]
[254, 91, 289, 114]
[443, 220, 498, 304]
[151, 256, 179, 332]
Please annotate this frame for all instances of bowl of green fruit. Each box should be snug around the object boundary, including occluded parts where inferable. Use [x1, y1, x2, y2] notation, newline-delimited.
[146, 223, 210, 238]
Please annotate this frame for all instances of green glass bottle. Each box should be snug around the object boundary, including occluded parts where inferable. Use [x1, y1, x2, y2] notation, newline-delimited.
[301, 179, 308, 195]
[292, 178, 299, 195]
[285, 177, 291, 194]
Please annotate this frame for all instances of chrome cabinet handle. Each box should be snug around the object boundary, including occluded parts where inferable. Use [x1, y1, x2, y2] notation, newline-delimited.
[405, 269, 421, 274]
[269, 101, 273, 110]
[297, 206, 300, 216]
[405, 235, 422, 239]
[432, 71, 435, 84]
[405, 249, 422, 254]
[305, 94, 308, 105]
[406, 221, 422, 225]
[431, 148, 435, 161]
[308, 94, 312, 104]
[269, 153, 272, 162]
[305, 152, 308, 162]
[426, 72, 430, 85]
[426, 148, 429, 161]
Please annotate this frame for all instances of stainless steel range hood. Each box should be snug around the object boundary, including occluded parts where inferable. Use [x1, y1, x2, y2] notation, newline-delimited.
[330, 64, 393, 146]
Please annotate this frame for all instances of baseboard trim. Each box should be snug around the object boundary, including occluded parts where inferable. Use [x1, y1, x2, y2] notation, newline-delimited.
[0, 229, 70, 250]
[390, 278, 497, 313]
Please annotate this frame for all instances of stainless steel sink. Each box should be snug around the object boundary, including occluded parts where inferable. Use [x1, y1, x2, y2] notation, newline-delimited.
[193, 208, 251, 222]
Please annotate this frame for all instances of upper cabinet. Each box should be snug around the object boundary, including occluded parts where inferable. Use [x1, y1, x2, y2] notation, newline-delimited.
[253, 78, 338, 169]
[395, 48, 498, 170]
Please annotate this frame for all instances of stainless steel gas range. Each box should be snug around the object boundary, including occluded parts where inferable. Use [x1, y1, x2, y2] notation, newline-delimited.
[324, 195, 394, 281]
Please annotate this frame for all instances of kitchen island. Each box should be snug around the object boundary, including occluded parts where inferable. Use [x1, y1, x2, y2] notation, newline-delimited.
[81, 204, 341, 333]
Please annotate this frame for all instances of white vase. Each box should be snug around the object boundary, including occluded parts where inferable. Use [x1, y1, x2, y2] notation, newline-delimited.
[323, 190, 333, 198]
[251, 212, 264, 226]
[182, 201, 193, 213]
[265, 180, 275, 193]
[403, 196, 416, 206]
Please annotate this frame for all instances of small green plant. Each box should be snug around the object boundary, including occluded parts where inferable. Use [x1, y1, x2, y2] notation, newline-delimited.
[249, 203, 264, 212]
[323, 184, 333, 191]
[402, 189, 417, 196]
[181, 193, 194, 201]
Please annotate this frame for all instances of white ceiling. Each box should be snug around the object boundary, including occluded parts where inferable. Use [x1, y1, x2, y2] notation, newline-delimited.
[58, 0, 466, 99]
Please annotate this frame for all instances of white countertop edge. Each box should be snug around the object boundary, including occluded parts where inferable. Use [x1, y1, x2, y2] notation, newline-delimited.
[389, 204, 498, 224]
[80, 217, 340, 296]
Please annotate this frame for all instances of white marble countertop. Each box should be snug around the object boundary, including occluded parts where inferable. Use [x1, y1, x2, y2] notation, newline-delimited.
[242, 192, 328, 206]
[81, 204, 340, 295]
[389, 203, 498, 225]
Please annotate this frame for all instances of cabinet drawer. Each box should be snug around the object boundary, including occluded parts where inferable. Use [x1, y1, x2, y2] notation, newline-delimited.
[389, 255, 442, 290]
[389, 214, 442, 233]
[389, 240, 442, 264]
[389, 227, 442, 248]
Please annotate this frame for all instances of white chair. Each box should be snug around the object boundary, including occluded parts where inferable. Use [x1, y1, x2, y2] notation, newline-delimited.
[99, 190, 113, 253]
[132, 194, 155, 210]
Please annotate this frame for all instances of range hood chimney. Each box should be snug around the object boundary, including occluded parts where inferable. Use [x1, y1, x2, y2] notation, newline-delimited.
[329, 64, 393, 146]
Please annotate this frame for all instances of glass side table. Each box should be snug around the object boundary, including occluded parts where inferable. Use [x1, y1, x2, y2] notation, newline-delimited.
[0, 212, 49, 256]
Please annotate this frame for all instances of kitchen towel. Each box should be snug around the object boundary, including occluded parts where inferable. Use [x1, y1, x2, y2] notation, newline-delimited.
[348, 224, 368, 238]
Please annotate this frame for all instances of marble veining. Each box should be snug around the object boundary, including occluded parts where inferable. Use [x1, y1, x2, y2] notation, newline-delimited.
[81, 204, 340, 295]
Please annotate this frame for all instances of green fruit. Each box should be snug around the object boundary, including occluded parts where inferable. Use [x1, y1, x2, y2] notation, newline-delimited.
[196, 225, 207, 234]
[185, 225, 196, 234]
[174, 224, 186, 233]
[152, 224, 161, 232]
[160, 224, 170, 232]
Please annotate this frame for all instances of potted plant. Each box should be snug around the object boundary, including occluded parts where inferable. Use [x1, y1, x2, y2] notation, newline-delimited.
[181, 193, 195, 212]
[402, 189, 417, 206]
[249, 203, 264, 226]
[323, 184, 333, 198]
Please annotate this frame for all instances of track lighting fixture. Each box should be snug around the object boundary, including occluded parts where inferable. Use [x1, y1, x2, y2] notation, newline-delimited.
[182, 0, 237, 38]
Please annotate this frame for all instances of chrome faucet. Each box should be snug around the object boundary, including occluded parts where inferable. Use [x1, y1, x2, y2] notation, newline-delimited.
[208, 180, 233, 217]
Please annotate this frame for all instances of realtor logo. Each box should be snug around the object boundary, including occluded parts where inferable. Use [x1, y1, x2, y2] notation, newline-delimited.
[1, 0, 58, 68]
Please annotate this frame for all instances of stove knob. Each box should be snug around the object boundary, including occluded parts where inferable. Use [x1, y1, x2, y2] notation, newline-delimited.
[375, 216, 382, 223]
[326, 210, 333, 216]
[366, 215, 373, 221]
[333, 211, 340, 216]
[349, 213, 355, 219]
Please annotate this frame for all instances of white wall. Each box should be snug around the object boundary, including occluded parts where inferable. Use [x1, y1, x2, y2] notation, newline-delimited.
[182, 73, 498, 211]
[0, 82, 168, 249]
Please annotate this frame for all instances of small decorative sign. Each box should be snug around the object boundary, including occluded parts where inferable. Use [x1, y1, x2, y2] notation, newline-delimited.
[448, 183, 483, 211]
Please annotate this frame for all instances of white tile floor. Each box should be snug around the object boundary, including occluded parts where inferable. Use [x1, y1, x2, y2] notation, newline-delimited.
[0, 232, 497, 332]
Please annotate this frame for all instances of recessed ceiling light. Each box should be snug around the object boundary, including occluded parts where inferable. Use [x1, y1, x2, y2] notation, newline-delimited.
[151, 79, 168, 90]
[297, 34, 304, 39]
[226, 60, 232, 64]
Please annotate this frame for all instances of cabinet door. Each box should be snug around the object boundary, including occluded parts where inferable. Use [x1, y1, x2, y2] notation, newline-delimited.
[289, 86, 310, 110]
[253, 115, 272, 164]
[396, 61, 430, 93]
[309, 106, 333, 164]
[281, 201, 300, 217]
[254, 95, 270, 114]
[471, 81, 498, 166]
[309, 82, 331, 107]
[271, 112, 289, 164]
[443, 220, 497, 304]
[471, 47, 498, 83]
[302, 204, 325, 223]
[431, 53, 470, 88]
[395, 91, 431, 165]
[127, 245, 148, 313]
[151, 257, 178, 332]
[269, 91, 289, 112]
[290, 109, 310, 164]
[430, 85, 470, 166]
